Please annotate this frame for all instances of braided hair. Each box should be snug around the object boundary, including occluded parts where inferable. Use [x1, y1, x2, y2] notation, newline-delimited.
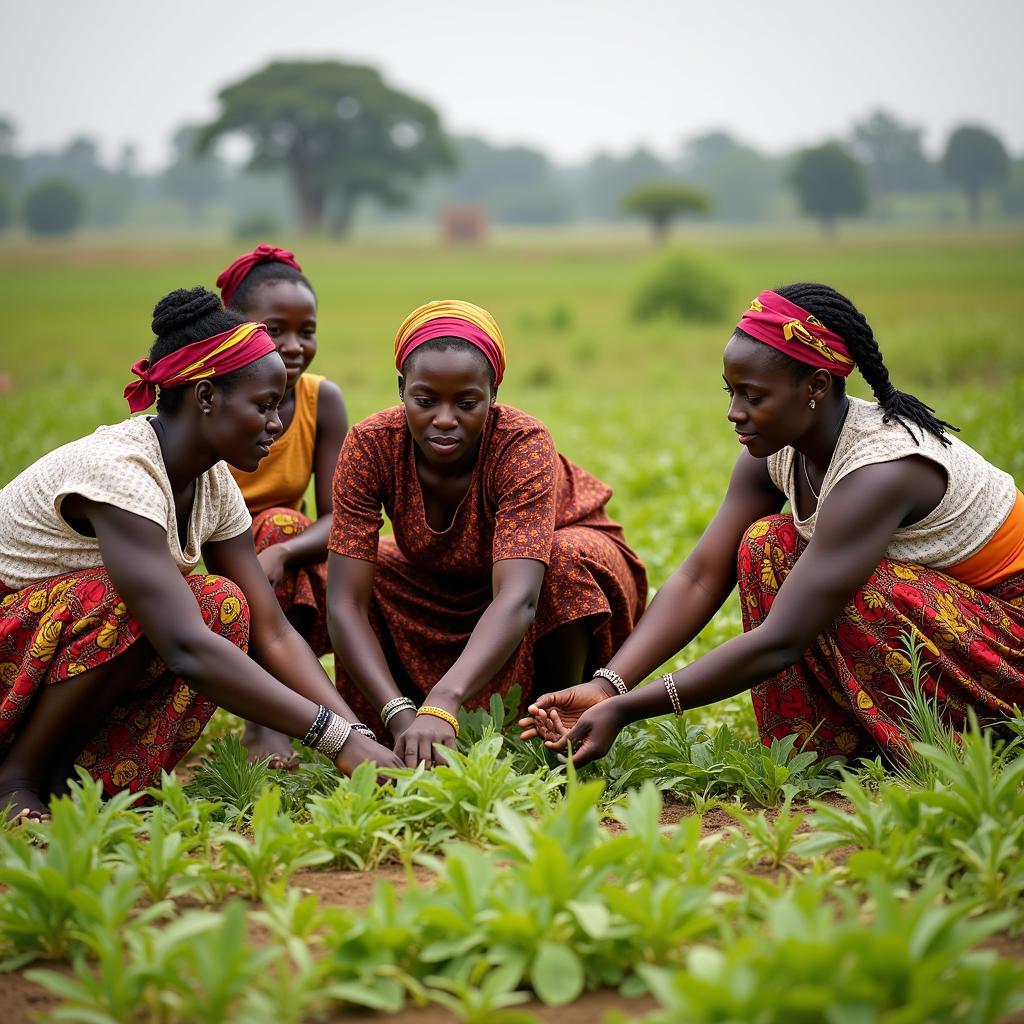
[226, 260, 316, 314]
[149, 287, 247, 413]
[774, 282, 957, 446]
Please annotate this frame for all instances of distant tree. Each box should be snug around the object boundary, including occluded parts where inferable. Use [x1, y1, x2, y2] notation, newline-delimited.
[851, 110, 934, 195]
[1001, 160, 1024, 217]
[680, 131, 783, 221]
[198, 60, 454, 235]
[0, 117, 18, 192]
[578, 148, 673, 220]
[789, 143, 867, 236]
[622, 181, 710, 242]
[0, 187, 13, 231]
[941, 124, 1010, 225]
[162, 124, 227, 222]
[22, 178, 84, 236]
[441, 137, 571, 224]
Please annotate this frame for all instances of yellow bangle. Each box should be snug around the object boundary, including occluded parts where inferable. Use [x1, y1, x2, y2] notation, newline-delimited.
[416, 705, 460, 737]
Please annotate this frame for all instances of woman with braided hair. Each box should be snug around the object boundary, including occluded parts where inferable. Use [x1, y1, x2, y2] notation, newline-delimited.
[0, 287, 399, 822]
[521, 283, 1024, 766]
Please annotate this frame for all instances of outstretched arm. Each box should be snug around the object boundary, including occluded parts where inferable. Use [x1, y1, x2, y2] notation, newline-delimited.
[557, 456, 944, 765]
[395, 557, 546, 766]
[521, 450, 782, 739]
[75, 497, 399, 774]
[257, 381, 348, 584]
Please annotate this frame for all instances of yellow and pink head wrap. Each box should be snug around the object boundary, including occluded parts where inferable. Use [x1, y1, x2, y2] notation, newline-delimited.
[394, 300, 506, 386]
[124, 321, 276, 412]
[737, 291, 854, 376]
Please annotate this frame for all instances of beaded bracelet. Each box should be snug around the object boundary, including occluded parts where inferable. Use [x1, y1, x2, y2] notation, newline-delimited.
[351, 723, 377, 740]
[314, 713, 352, 759]
[381, 696, 417, 730]
[302, 705, 331, 748]
[661, 673, 683, 717]
[593, 667, 628, 697]
[416, 705, 460, 737]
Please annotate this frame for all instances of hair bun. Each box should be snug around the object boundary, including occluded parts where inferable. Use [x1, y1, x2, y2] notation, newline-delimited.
[151, 287, 222, 337]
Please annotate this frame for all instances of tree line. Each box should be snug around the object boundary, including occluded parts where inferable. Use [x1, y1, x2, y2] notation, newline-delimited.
[0, 60, 1021, 238]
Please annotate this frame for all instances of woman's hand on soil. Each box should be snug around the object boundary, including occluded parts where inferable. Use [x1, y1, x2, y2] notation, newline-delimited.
[394, 715, 457, 768]
[518, 679, 615, 745]
[334, 730, 404, 781]
[558, 699, 624, 767]
[256, 545, 291, 589]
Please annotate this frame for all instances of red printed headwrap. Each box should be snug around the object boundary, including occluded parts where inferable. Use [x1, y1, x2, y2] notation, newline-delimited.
[124, 322, 277, 413]
[737, 290, 854, 376]
[216, 244, 303, 307]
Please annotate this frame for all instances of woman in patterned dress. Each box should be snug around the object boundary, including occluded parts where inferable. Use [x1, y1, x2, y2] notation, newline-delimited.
[217, 245, 349, 766]
[521, 283, 1024, 767]
[0, 287, 399, 821]
[327, 300, 648, 767]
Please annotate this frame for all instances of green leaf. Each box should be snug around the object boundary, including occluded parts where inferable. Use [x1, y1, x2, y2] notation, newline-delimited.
[529, 941, 584, 1006]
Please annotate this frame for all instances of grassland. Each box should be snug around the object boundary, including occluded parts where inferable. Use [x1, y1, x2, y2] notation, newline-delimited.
[1, 230, 1024, 1022]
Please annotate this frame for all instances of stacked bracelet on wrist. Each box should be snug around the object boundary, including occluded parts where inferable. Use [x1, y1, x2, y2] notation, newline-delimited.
[661, 673, 683, 717]
[302, 704, 331, 747]
[381, 696, 417, 730]
[312, 711, 352, 759]
[593, 667, 628, 697]
[351, 723, 376, 740]
[416, 705, 460, 737]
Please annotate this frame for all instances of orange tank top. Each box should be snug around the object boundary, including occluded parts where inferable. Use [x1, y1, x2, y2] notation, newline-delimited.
[945, 489, 1024, 589]
[230, 373, 323, 515]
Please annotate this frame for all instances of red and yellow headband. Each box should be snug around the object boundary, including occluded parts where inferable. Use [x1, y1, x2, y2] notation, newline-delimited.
[394, 299, 506, 386]
[124, 321, 276, 412]
[737, 290, 854, 376]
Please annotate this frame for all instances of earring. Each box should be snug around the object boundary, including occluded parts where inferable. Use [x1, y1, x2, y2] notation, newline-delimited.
[202, 408, 211, 416]
[808, 399, 816, 410]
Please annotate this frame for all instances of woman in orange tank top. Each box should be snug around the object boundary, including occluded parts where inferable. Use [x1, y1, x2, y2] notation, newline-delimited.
[218, 246, 349, 765]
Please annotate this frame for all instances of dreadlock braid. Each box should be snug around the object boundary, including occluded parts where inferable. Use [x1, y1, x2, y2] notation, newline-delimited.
[775, 282, 958, 446]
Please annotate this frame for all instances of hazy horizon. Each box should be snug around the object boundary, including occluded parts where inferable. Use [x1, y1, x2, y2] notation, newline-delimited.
[3, 0, 1022, 171]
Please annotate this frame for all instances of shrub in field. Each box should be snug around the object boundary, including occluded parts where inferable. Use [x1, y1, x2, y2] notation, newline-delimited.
[186, 732, 273, 822]
[22, 178, 84, 236]
[633, 881, 1024, 1024]
[630, 248, 732, 323]
[217, 785, 332, 898]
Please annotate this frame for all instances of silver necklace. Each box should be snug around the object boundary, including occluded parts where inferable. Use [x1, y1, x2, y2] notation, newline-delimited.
[801, 452, 821, 501]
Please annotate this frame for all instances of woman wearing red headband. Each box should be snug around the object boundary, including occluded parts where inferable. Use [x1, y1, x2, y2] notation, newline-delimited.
[0, 287, 398, 822]
[522, 282, 1024, 766]
[216, 245, 349, 767]
[327, 299, 648, 767]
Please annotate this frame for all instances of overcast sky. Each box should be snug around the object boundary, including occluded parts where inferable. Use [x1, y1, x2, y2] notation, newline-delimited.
[2, 0, 1021, 170]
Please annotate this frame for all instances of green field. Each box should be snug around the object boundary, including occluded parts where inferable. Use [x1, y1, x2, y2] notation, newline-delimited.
[2, 231, 1024, 1022]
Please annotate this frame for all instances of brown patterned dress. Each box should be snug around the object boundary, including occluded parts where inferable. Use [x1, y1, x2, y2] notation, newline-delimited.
[328, 405, 647, 725]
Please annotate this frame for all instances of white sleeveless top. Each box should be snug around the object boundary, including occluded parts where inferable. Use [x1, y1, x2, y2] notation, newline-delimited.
[0, 417, 252, 591]
[767, 397, 1017, 569]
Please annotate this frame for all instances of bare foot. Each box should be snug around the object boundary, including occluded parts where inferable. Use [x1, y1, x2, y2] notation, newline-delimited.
[1, 783, 51, 825]
[241, 722, 299, 770]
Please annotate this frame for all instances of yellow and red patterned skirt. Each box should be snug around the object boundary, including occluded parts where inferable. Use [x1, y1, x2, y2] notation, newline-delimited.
[252, 507, 330, 656]
[738, 514, 1024, 762]
[0, 568, 249, 795]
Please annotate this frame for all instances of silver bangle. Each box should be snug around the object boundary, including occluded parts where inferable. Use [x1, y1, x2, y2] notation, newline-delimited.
[593, 667, 628, 697]
[381, 696, 417, 729]
[661, 673, 683, 717]
[314, 713, 352, 759]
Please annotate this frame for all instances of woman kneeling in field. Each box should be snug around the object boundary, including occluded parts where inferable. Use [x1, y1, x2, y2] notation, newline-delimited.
[217, 245, 349, 767]
[0, 287, 399, 822]
[521, 283, 1024, 766]
[327, 299, 648, 767]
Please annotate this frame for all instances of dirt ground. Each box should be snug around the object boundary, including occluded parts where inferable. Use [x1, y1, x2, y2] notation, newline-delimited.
[4, 795, 1023, 1024]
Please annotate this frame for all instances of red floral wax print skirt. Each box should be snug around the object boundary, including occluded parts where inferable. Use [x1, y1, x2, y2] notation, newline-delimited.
[0, 567, 250, 795]
[252, 507, 330, 656]
[738, 514, 1024, 762]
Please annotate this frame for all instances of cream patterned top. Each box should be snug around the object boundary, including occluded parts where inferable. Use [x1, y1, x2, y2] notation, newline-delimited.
[0, 417, 251, 591]
[767, 397, 1017, 569]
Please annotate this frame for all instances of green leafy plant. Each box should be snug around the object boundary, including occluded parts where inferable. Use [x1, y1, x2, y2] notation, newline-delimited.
[186, 733, 274, 822]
